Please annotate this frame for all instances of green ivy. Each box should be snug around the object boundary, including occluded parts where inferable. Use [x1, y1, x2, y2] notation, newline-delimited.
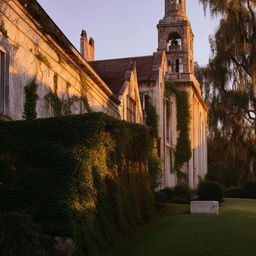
[62, 96, 78, 116]
[23, 78, 39, 120]
[45, 92, 92, 117]
[0, 20, 7, 38]
[0, 113, 155, 256]
[80, 95, 92, 113]
[35, 52, 51, 68]
[169, 147, 175, 174]
[53, 73, 58, 93]
[45, 91, 62, 117]
[165, 81, 191, 178]
[146, 99, 158, 137]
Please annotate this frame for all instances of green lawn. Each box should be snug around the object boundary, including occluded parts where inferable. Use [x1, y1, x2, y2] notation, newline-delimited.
[96, 198, 256, 256]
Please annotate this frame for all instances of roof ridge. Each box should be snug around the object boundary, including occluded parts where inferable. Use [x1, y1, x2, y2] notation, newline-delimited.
[89, 55, 154, 63]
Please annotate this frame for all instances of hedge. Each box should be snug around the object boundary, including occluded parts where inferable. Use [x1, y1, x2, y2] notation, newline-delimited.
[0, 112, 155, 256]
[197, 180, 224, 202]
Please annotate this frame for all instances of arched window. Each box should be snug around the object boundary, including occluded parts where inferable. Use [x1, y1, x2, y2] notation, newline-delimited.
[167, 32, 182, 52]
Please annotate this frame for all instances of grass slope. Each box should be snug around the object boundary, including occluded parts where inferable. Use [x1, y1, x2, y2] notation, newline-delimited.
[97, 199, 256, 256]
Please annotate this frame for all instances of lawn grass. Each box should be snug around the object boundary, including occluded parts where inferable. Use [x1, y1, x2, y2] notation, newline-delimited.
[96, 198, 256, 256]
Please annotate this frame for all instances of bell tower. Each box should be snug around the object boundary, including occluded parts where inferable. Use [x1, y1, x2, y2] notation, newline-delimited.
[157, 0, 194, 79]
[156, 0, 208, 189]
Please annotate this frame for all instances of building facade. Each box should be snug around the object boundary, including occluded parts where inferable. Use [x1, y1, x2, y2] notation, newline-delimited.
[0, 0, 119, 121]
[89, 0, 208, 188]
[0, 0, 207, 189]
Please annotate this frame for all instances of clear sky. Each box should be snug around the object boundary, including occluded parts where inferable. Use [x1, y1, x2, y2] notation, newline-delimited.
[37, 0, 219, 66]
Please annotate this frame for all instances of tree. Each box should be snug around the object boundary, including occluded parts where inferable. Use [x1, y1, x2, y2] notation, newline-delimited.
[197, 0, 256, 185]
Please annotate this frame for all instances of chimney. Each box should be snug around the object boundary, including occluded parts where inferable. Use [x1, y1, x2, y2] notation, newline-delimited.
[80, 30, 95, 61]
[80, 30, 88, 60]
[89, 37, 95, 61]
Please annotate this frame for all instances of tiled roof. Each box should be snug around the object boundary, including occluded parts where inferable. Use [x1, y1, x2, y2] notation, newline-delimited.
[89, 55, 156, 96]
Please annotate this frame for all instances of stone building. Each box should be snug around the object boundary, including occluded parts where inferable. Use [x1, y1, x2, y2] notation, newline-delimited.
[0, 0, 120, 121]
[89, 52, 177, 186]
[88, 0, 208, 188]
[157, 0, 208, 188]
[89, 58, 143, 124]
[0, 0, 207, 188]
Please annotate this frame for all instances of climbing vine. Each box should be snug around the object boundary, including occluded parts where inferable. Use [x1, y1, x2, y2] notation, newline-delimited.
[45, 91, 62, 117]
[169, 147, 175, 174]
[165, 81, 191, 178]
[45, 92, 92, 117]
[53, 72, 58, 93]
[79, 72, 92, 113]
[35, 52, 51, 68]
[0, 20, 7, 38]
[145, 98, 158, 137]
[23, 78, 39, 120]
[80, 95, 92, 113]
[45, 72, 92, 117]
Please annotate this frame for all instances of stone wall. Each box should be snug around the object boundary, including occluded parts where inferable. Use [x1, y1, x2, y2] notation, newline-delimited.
[0, 0, 119, 121]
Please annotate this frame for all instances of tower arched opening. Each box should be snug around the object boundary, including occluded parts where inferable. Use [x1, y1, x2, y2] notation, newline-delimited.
[167, 32, 182, 52]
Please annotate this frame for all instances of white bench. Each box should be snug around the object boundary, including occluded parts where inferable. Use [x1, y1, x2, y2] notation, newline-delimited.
[190, 201, 219, 215]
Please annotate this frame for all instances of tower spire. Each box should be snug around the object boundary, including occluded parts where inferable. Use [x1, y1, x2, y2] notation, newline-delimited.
[165, 0, 186, 18]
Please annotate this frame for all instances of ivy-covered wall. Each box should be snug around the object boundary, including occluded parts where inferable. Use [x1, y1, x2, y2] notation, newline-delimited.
[0, 113, 155, 256]
[165, 82, 192, 181]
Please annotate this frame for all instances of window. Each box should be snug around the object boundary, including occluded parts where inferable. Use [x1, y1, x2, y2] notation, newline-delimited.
[175, 59, 180, 73]
[0, 50, 7, 114]
[175, 58, 183, 73]
[127, 95, 136, 123]
[140, 94, 149, 111]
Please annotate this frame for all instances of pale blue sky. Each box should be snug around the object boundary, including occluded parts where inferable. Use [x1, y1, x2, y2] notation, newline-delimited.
[37, 0, 219, 66]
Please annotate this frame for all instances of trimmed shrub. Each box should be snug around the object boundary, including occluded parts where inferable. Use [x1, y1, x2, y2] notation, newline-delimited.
[158, 183, 190, 204]
[242, 180, 256, 199]
[160, 187, 174, 202]
[0, 112, 155, 256]
[225, 186, 243, 198]
[155, 190, 168, 203]
[197, 181, 224, 202]
[172, 183, 190, 203]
